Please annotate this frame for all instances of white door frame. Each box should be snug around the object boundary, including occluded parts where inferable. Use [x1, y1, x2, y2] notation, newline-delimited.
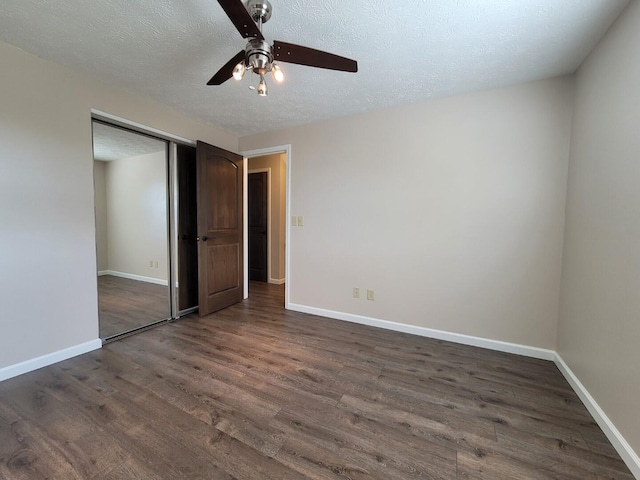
[241, 145, 291, 308]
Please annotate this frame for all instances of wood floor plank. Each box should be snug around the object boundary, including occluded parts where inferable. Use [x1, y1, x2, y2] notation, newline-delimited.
[106, 387, 303, 480]
[0, 403, 46, 480]
[0, 401, 85, 479]
[0, 282, 634, 479]
[377, 366, 594, 449]
[494, 424, 635, 479]
[457, 448, 580, 480]
[272, 405, 457, 479]
[275, 432, 373, 480]
[98, 457, 165, 480]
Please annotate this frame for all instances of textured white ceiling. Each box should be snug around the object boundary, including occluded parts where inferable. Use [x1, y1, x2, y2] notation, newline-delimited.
[0, 0, 630, 137]
[93, 122, 166, 161]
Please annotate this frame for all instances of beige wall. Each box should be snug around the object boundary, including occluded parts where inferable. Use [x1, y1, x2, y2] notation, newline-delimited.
[93, 160, 108, 272]
[241, 77, 574, 349]
[248, 153, 286, 282]
[105, 151, 168, 282]
[0, 40, 237, 370]
[558, 0, 640, 456]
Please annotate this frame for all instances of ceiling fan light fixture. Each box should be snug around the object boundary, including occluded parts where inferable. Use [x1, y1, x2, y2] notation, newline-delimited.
[257, 75, 267, 96]
[272, 64, 284, 83]
[207, 0, 358, 93]
[232, 62, 245, 81]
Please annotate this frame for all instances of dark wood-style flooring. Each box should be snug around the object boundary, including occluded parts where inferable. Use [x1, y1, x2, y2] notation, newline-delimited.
[0, 282, 633, 479]
[98, 275, 170, 338]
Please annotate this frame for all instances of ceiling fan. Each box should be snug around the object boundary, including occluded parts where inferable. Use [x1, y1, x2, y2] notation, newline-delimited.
[208, 0, 358, 96]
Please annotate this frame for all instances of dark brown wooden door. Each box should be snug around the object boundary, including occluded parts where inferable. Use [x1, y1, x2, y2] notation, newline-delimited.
[248, 172, 268, 282]
[196, 141, 244, 316]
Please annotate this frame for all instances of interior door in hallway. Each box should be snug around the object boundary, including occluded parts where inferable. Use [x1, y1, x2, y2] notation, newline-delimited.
[248, 171, 268, 282]
[196, 141, 244, 316]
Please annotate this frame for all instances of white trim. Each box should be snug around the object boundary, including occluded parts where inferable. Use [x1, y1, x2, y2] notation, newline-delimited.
[241, 144, 291, 307]
[269, 278, 286, 285]
[91, 109, 195, 145]
[169, 142, 179, 318]
[0, 340, 102, 382]
[100, 270, 168, 286]
[288, 303, 556, 360]
[243, 157, 249, 299]
[554, 354, 640, 478]
[248, 168, 272, 283]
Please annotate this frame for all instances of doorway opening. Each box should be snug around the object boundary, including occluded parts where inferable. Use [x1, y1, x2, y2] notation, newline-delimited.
[245, 148, 289, 306]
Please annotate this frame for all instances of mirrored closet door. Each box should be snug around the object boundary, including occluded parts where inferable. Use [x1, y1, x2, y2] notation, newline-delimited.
[92, 121, 171, 340]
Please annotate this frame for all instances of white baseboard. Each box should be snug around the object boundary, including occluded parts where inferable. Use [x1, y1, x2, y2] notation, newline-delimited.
[0, 339, 102, 382]
[269, 277, 286, 285]
[286, 303, 555, 360]
[99, 270, 168, 286]
[554, 354, 640, 478]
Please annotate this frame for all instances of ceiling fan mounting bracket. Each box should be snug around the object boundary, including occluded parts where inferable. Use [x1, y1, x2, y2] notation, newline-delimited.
[246, 0, 272, 24]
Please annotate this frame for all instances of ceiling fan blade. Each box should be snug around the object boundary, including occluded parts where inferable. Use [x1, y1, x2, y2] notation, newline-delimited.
[217, 0, 264, 40]
[207, 50, 245, 85]
[273, 41, 358, 73]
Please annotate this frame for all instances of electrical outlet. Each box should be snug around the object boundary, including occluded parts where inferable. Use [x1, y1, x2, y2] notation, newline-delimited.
[367, 289, 375, 301]
[353, 287, 360, 298]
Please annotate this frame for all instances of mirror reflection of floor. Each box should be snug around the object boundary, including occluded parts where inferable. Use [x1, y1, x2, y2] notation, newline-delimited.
[98, 275, 170, 338]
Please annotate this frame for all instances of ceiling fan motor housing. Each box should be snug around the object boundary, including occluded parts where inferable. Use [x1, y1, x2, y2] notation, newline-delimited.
[246, 38, 273, 74]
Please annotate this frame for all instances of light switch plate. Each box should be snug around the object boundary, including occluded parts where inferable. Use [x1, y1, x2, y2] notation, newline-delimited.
[291, 215, 298, 226]
[297, 215, 304, 226]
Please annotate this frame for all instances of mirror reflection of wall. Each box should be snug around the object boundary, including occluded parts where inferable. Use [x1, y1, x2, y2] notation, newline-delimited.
[92, 121, 171, 339]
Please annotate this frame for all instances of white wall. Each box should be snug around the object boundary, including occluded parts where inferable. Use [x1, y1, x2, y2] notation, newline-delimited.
[0, 40, 237, 371]
[240, 77, 574, 350]
[558, 0, 640, 458]
[105, 151, 168, 282]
